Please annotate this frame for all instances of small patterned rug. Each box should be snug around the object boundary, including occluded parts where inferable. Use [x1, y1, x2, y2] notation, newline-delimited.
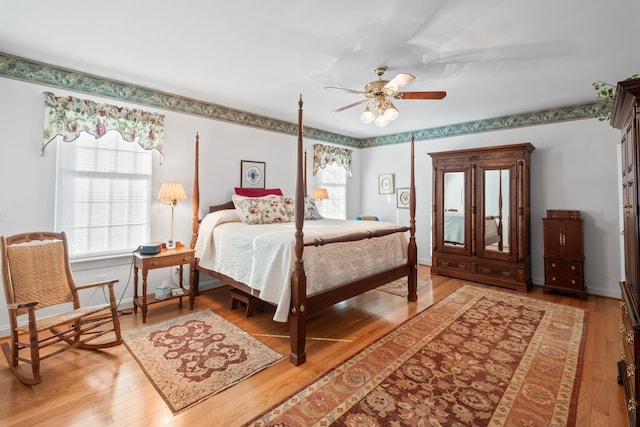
[123, 309, 284, 414]
[376, 277, 431, 296]
[245, 285, 587, 426]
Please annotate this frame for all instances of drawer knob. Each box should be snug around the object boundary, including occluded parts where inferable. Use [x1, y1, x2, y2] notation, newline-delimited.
[627, 364, 636, 378]
[571, 265, 576, 270]
[551, 277, 556, 282]
[551, 263, 556, 268]
[571, 280, 576, 284]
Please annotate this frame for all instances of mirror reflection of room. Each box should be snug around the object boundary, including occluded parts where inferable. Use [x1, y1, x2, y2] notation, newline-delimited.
[484, 169, 509, 253]
[443, 171, 465, 246]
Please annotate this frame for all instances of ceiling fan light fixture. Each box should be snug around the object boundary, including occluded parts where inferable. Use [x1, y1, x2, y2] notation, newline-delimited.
[326, 65, 446, 127]
[374, 114, 389, 127]
[383, 101, 399, 121]
[360, 104, 375, 124]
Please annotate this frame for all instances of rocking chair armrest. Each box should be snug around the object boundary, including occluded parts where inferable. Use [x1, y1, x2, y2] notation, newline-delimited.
[76, 279, 119, 291]
[7, 300, 39, 310]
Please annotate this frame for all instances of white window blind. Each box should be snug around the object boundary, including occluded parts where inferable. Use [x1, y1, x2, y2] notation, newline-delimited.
[315, 163, 347, 219]
[55, 131, 152, 259]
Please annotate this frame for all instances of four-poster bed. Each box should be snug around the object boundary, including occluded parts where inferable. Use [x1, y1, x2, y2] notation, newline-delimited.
[189, 97, 418, 365]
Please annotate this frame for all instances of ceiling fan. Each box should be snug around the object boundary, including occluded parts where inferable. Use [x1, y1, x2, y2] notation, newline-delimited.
[324, 66, 446, 127]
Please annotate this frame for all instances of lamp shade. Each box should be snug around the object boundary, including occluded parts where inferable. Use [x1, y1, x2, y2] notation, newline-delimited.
[312, 187, 329, 200]
[157, 182, 187, 202]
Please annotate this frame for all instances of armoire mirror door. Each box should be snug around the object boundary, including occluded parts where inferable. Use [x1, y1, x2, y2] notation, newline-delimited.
[435, 166, 471, 255]
[478, 164, 517, 261]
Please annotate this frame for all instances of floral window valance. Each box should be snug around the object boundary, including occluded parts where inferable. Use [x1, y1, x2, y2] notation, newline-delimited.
[42, 91, 165, 162]
[313, 143, 353, 177]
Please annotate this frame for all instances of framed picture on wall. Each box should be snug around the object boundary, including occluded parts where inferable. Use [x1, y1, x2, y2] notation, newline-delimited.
[396, 187, 410, 209]
[240, 160, 265, 188]
[378, 173, 395, 194]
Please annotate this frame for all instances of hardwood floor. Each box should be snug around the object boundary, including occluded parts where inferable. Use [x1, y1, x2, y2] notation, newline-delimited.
[0, 266, 628, 426]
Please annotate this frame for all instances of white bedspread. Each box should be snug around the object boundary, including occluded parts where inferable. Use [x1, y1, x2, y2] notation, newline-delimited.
[444, 212, 465, 244]
[195, 210, 408, 322]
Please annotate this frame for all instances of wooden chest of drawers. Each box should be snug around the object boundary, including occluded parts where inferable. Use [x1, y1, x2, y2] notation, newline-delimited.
[620, 281, 640, 426]
[612, 77, 640, 427]
[542, 210, 586, 299]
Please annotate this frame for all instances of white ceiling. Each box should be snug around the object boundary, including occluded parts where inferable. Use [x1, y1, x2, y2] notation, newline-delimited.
[1, 0, 638, 139]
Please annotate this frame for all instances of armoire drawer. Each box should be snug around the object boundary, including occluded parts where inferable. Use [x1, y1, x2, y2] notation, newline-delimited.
[621, 304, 635, 370]
[437, 258, 471, 272]
[545, 259, 583, 275]
[546, 273, 583, 289]
[475, 263, 517, 280]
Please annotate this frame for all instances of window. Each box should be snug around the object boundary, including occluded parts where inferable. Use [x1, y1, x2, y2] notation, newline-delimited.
[312, 143, 352, 220]
[43, 91, 164, 260]
[315, 163, 347, 219]
[55, 131, 152, 259]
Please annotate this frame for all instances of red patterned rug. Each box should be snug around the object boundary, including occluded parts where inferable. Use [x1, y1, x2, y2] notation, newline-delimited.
[123, 309, 284, 414]
[246, 285, 587, 426]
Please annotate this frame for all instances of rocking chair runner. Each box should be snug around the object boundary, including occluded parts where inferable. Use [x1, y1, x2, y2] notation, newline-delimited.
[1, 231, 122, 385]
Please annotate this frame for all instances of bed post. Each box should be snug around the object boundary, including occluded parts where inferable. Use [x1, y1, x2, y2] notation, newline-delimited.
[407, 134, 418, 302]
[304, 149, 308, 198]
[190, 132, 200, 250]
[290, 95, 307, 365]
[190, 133, 201, 294]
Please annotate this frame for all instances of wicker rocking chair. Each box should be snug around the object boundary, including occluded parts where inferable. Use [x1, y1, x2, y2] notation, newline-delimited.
[1, 231, 122, 385]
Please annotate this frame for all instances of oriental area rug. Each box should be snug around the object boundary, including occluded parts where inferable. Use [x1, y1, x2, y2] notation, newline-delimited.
[376, 277, 431, 297]
[122, 309, 284, 414]
[246, 285, 587, 426]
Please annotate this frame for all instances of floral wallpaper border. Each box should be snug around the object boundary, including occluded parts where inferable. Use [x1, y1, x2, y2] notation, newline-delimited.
[0, 52, 607, 149]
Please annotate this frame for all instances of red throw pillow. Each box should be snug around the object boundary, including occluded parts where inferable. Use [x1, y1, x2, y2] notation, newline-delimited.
[234, 187, 283, 197]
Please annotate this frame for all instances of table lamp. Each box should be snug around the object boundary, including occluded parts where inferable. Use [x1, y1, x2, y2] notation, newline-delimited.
[312, 187, 329, 202]
[157, 182, 187, 249]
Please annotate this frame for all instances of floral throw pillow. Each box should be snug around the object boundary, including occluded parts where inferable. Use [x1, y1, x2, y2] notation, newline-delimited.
[284, 197, 295, 219]
[232, 194, 291, 224]
[304, 197, 324, 220]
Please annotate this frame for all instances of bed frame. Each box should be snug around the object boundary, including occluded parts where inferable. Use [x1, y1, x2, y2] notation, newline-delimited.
[189, 97, 418, 365]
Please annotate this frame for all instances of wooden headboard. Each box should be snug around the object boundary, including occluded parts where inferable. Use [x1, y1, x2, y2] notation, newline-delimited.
[209, 200, 235, 213]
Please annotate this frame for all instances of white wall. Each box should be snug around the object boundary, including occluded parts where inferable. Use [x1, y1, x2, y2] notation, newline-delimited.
[0, 77, 364, 335]
[359, 120, 622, 298]
[0, 74, 623, 337]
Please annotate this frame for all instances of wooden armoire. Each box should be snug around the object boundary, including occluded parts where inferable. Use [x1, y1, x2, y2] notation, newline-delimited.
[542, 210, 586, 299]
[611, 77, 640, 427]
[429, 143, 534, 292]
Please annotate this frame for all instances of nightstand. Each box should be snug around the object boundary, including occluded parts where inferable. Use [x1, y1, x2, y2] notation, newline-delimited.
[133, 242, 196, 322]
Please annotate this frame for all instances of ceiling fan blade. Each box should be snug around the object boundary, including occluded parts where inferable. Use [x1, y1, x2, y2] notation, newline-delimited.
[332, 99, 368, 112]
[324, 86, 366, 95]
[384, 73, 415, 92]
[395, 91, 447, 100]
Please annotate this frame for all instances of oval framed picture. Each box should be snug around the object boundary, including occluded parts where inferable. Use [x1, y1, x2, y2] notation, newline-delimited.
[240, 160, 266, 188]
[378, 173, 395, 194]
[396, 187, 410, 209]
